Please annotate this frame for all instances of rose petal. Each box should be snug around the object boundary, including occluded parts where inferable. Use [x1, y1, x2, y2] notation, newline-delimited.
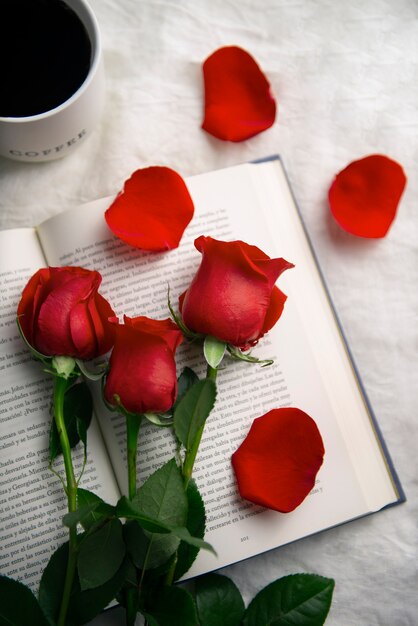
[260, 284, 287, 339]
[328, 154, 407, 238]
[17, 267, 51, 346]
[37, 273, 100, 357]
[124, 315, 183, 353]
[231, 408, 324, 513]
[105, 166, 194, 251]
[202, 46, 276, 142]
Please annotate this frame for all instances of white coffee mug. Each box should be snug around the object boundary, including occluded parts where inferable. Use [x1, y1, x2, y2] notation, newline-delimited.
[0, 0, 104, 163]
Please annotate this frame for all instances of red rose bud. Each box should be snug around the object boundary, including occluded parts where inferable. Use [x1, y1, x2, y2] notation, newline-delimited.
[232, 408, 325, 513]
[202, 46, 276, 142]
[328, 154, 407, 238]
[104, 316, 183, 415]
[179, 236, 293, 349]
[17, 266, 115, 360]
[105, 166, 195, 251]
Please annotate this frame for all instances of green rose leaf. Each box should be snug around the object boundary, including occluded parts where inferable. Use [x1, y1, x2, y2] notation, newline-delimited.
[76, 488, 115, 531]
[62, 490, 114, 531]
[242, 574, 335, 626]
[170, 366, 200, 416]
[121, 460, 187, 572]
[39, 542, 129, 626]
[174, 379, 217, 451]
[0, 576, 49, 626]
[78, 518, 126, 591]
[174, 479, 206, 580]
[123, 517, 180, 571]
[144, 534, 181, 571]
[195, 573, 245, 626]
[38, 544, 67, 626]
[204, 335, 227, 369]
[132, 458, 188, 528]
[144, 585, 199, 626]
[116, 496, 173, 533]
[171, 527, 215, 555]
[177, 367, 200, 399]
[49, 381, 93, 463]
[135, 459, 186, 570]
[120, 471, 214, 571]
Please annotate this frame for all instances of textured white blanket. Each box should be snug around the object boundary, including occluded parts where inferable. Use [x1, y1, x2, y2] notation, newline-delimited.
[1, 1, 417, 624]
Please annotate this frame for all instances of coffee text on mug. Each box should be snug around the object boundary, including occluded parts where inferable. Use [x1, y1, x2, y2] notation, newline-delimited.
[9, 129, 87, 158]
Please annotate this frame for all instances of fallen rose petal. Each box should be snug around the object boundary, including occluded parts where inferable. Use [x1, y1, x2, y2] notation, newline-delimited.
[328, 154, 407, 238]
[231, 408, 324, 513]
[202, 46, 276, 142]
[105, 166, 195, 251]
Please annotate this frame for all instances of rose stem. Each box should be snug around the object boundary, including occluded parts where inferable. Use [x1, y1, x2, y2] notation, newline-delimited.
[166, 364, 218, 587]
[125, 413, 142, 626]
[53, 375, 78, 626]
[126, 413, 142, 500]
[182, 364, 218, 489]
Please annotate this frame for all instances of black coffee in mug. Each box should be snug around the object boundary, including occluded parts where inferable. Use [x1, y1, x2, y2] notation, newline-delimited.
[0, 0, 92, 118]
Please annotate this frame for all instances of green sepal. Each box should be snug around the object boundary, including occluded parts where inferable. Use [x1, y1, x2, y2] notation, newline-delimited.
[203, 336, 227, 369]
[242, 573, 335, 626]
[227, 345, 274, 367]
[104, 391, 142, 422]
[76, 358, 108, 381]
[51, 355, 77, 379]
[143, 412, 174, 427]
[167, 288, 201, 341]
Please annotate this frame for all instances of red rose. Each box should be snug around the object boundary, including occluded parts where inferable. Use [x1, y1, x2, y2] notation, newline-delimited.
[179, 236, 293, 349]
[232, 408, 325, 513]
[17, 266, 115, 360]
[104, 316, 183, 415]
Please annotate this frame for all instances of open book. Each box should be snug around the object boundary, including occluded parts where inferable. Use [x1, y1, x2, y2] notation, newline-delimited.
[0, 156, 404, 593]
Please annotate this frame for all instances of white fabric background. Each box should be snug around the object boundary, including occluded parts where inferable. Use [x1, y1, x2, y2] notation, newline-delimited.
[1, 1, 417, 624]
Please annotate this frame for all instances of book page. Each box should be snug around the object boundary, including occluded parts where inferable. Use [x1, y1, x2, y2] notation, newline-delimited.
[252, 160, 399, 512]
[36, 159, 398, 576]
[0, 229, 120, 592]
